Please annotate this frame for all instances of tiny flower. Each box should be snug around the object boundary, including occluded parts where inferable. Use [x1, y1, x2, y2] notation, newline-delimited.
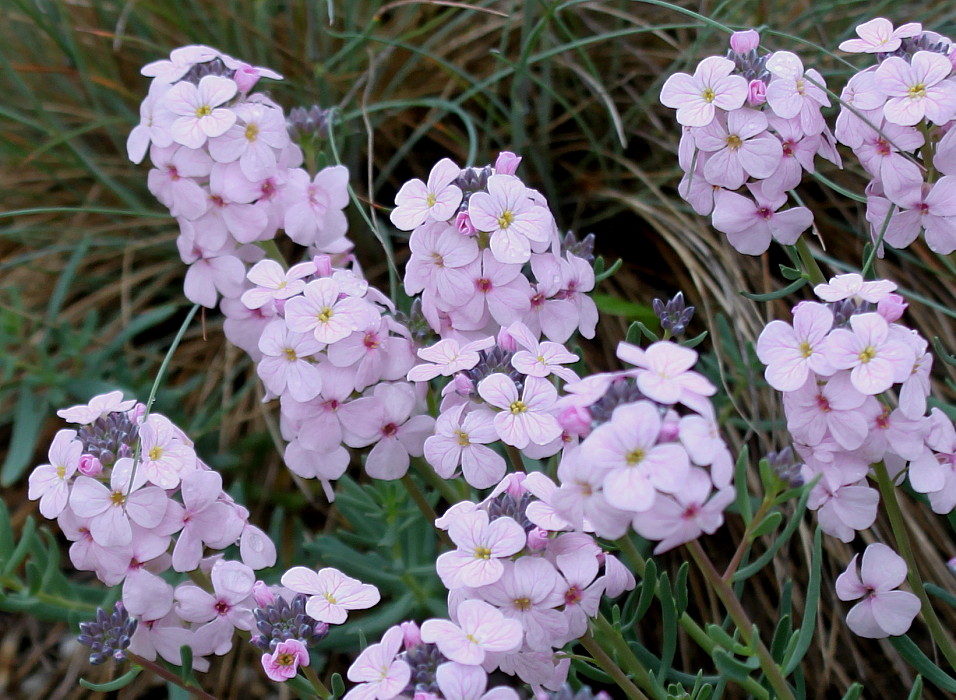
[165, 75, 239, 149]
[823, 313, 914, 395]
[344, 626, 410, 700]
[756, 301, 835, 391]
[280, 566, 381, 624]
[469, 175, 553, 264]
[435, 509, 526, 589]
[660, 56, 748, 127]
[477, 374, 562, 449]
[58, 391, 137, 425]
[420, 600, 523, 665]
[839, 18, 922, 54]
[285, 277, 373, 344]
[875, 51, 956, 126]
[390, 158, 464, 230]
[29, 429, 82, 519]
[836, 543, 921, 638]
[813, 274, 897, 304]
[262, 639, 310, 682]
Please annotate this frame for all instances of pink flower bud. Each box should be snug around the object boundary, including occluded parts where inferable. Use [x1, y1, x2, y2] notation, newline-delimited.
[78, 454, 103, 477]
[497, 328, 518, 352]
[527, 527, 549, 551]
[131, 403, 147, 423]
[877, 293, 908, 322]
[730, 29, 760, 53]
[312, 254, 333, 277]
[451, 373, 474, 395]
[494, 150, 522, 175]
[252, 581, 275, 607]
[414, 694, 440, 700]
[501, 472, 527, 498]
[659, 410, 681, 442]
[747, 79, 767, 106]
[274, 298, 287, 315]
[401, 620, 422, 648]
[455, 210, 477, 236]
[558, 405, 592, 436]
[233, 63, 261, 93]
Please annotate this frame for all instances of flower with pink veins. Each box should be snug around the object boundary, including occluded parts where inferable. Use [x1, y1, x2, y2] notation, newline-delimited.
[282, 165, 350, 247]
[469, 175, 553, 264]
[909, 411, 956, 514]
[897, 331, 932, 419]
[813, 273, 897, 304]
[424, 404, 506, 489]
[875, 51, 956, 126]
[407, 336, 495, 382]
[453, 251, 532, 330]
[694, 109, 782, 189]
[141, 45, 222, 82]
[435, 663, 520, 700]
[420, 600, 523, 665]
[197, 162, 270, 245]
[327, 318, 415, 392]
[711, 182, 813, 255]
[281, 566, 381, 624]
[344, 626, 410, 700]
[262, 638, 310, 682]
[824, 312, 914, 395]
[390, 158, 464, 230]
[839, 18, 922, 53]
[678, 412, 734, 487]
[581, 400, 689, 513]
[807, 468, 880, 543]
[763, 115, 821, 193]
[404, 221, 480, 305]
[553, 547, 605, 641]
[659, 56, 748, 127]
[129, 611, 204, 671]
[756, 301, 835, 392]
[882, 174, 956, 253]
[57, 507, 132, 586]
[165, 75, 238, 149]
[127, 82, 174, 164]
[256, 320, 324, 402]
[477, 374, 562, 449]
[506, 321, 579, 382]
[854, 121, 924, 181]
[435, 509, 526, 589]
[138, 413, 198, 489]
[58, 391, 138, 425]
[285, 277, 374, 344]
[834, 71, 886, 149]
[147, 144, 212, 221]
[765, 52, 830, 135]
[477, 557, 568, 652]
[616, 340, 715, 410]
[632, 467, 735, 554]
[178, 240, 248, 309]
[170, 470, 245, 571]
[175, 560, 257, 655]
[836, 543, 920, 638]
[208, 100, 290, 180]
[29, 429, 82, 518]
[345, 382, 435, 480]
[241, 259, 316, 309]
[68, 457, 168, 547]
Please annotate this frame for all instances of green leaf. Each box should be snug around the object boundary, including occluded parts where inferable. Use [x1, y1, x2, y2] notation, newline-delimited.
[681, 330, 708, 348]
[925, 583, 956, 609]
[770, 614, 793, 662]
[733, 446, 752, 525]
[179, 644, 194, 684]
[907, 676, 923, 700]
[286, 672, 321, 699]
[594, 257, 623, 283]
[706, 624, 750, 656]
[331, 672, 346, 698]
[734, 483, 813, 583]
[740, 277, 808, 302]
[571, 656, 614, 684]
[593, 294, 656, 321]
[625, 321, 643, 345]
[933, 336, 956, 367]
[674, 562, 689, 615]
[657, 572, 677, 683]
[889, 636, 956, 691]
[79, 666, 142, 691]
[712, 649, 757, 682]
[3, 515, 36, 577]
[783, 527, 823, 675]
[1, 388, 49, 486]
[636, 558, 658, 622]
[751, 511, 783, 539]
[0, 499, 14, 557]
[840, 682, 863, 700]
[779, 265, 804, 281]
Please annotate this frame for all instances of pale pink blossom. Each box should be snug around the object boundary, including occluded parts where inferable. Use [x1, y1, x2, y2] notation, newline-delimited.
[281, 566, 381, 624]
[616, 340, 715, 409]
[208, 100, 290, 180]
[256, 320, 324, 401]
[756, 301, 835, 391]
[176, 560, 256, 655]
[138, 414, 198, 489]
[390, 158, 463, 230]
[435, 509, 526, 589]
[282, 166, 350, 247]
[660, 56, 748, 127]
[711, 184, 813, 255]
[328, 318, 415, 392]
[29, 429, 82, 519]
[836, 543, 920, 638]
[839, 18, 922, 53]
[765, 52, 829, 135]
[468, 175, 553, 264]
[424, 404, 506, 488]
[165, 75, 238, 149]
[435, 663, 520, 700]
[806, 469, 879, 542]
[875, 52, 956, 126]
[344, 626, 410, 700]
[407, 337, 495, 382]
[147, 144, 212, 220]
[141, 45, 222, 82]
[262, 638, 310, 682]
[58, 391, 137, 425]
[823, 313, 914, 395]
[694, 109, 782, 189]
[882, 174, 956, 253]
[730, 30, 760, 53]
[420, 600, 523, 665]
[241, 259, 315, 309]
[171, 470, 245, 571]
[404, 221, 480, 305]
[813, 273, 897, 304]
[285, 277, 373, 344]
[506, 321, 579, 382]
[477, 374, 562, 449]
[127, 82, 174, 164]
[783, 373, 873, 450]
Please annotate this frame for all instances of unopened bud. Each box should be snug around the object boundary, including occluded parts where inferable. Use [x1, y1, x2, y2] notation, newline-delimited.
[494, 151, 522, 175]
[730, 29, 761, 53]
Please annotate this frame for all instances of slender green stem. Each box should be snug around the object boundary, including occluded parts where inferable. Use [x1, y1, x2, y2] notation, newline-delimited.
[687, 540, 795, 700]
[505, 444, 525, 473]
[794, 237, 826, 287]
[256, 239, 288, 268]
[411, 457, 460, 505]
[0, 576, 97, 612]
[580, 629, 651, 700]
[401, 474, 451, 547]
[302, 665, 332, 699]
[126, 653, 217, 700]
[723, 497, 774, 581]
[873, 462, 956, 670]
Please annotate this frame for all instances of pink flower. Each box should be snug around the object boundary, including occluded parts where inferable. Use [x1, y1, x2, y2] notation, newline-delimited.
[435, 663, 520, 700]
[280, 566, 381, 624]
[165, 75, 238, 149]
[506, 322, 579, 382]
[756, 301, 835, 391]
[285, 277, 373, 344]
[807, 470, 879, 543]
[141, 45, 222, 82]
[127, 82, 174, 164]
[138, 414, 198, 489]
[58, 391, 137, 425]
[477, 374, 562, 449]
[407, 337, 494, 382]
[147, 144, 212, 221]
[660, 56, 748, 127]
[784, 373, 873, 450]
[839, 18, 922, 53]
[730, 30, 760, 53]
[241, 259, 315, 309]
[616, 340, 715, 409]
[208, 101, 290, 180]
[176, 560, 256, 655]
[435, 509, 526, 589]
[257, 320, 324, 401]
[765, 52, 829, 134]
[823, 313, 914, 395]
[171, 470, 245, 571]
[882, 174, 956, 254]
[468, 175, 553, 264]
[711, 184, 813, 255]
[813, 273, 897, 304]
[390, 158, 463, 230]
[344, 626, 410, 700]
[262, 639, 310, 682]
[424, 404, 506, 489]
[694, 109, 782, 189]
[875, 52, 956, 126]
[404, 221, 480, 305]
[836, 543, 920, 638]
[420, 600, 523, 665]
[29, 429, 82, 518]
[282, 166, 350, 247]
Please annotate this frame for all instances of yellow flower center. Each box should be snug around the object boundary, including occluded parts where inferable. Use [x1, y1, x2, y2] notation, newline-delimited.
[323, 592, 337, 604]
[509, 400, 527, 414]
[149, 446, 163, 461]
[277, 652, 295, 667]
[283, 347, 298, 362]
[195, 104, 212, 118]
[626, 448, 645, 466]
[244, 123, 259, 141]
[725, 134, 743, 150]
[514, 597, 532, 611]
[426, 192, 437, 207]
[497, 210, 515, 229]
[795, 78, 806, 95]
[909, 83, 927, 99]
[799, 341, 813, 358]
[317, 307, 333, 323]
[456, 430, 471, 447]
[110, 490, 126, 507]
[57, 465, 66, 479]
[701, 87, 716, 103]
[474, 546, 492, 560]
[858, 346, 877, 363]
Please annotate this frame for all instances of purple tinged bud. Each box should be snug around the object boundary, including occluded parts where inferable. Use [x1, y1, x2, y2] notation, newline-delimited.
[527, 526, 549, 551]
[455, 210, 477, 236]
[494, 150, 522, 175]
[877, 293, 907, 322]
[451, 373, 474, 396]
[497, 328, 518, 352]
[747, 79, 767, 106]
[501, 472, 528, 498]
[233, 63, 261, 93]
[730, 29, 761, 53]
[558, 405, 592, 436]
[253, 580, 275, 607]
[312, 254, 333, 277]
[401, 620, 422, 649]
[78, 454, 103, 477]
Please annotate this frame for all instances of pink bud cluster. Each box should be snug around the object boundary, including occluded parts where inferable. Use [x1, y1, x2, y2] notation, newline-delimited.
[834, 19, 956, 255]
[28, 391, 277, 671]
[397, 156, 598, 343]
[128, 45, 352, 308]
[660, 31, 839, 255]
[755, 273, 956, 540]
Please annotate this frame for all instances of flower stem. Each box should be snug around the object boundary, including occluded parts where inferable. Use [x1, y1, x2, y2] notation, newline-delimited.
[687, 540, 795, 700]
[873, 462, 956, 670]
[126, 653, 218, 700]
[579, 629, 652, 700]
[401, 474, 451, 547]
[411, 457, 460, 505]
[794, 236, 826, 287]
[302, 665, 332, 699]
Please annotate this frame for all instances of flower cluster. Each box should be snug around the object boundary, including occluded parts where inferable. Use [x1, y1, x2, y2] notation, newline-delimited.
[660, 30, 840, 254]
[754, 273, 956, 542]
[129, 45, 351, 308]
[397, 156, 598, 343]
[29, 391, 277, 671]
[833, 19, 956, 255]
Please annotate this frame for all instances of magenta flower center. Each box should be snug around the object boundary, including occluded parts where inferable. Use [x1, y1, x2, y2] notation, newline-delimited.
[565, 586, 583, 605]
[757, 206, 773, 220]
[382, 422, 399, 437]
[215, 600, 231, 616]
[815, 394, 831, 413]
[476, 278, 493, 293]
